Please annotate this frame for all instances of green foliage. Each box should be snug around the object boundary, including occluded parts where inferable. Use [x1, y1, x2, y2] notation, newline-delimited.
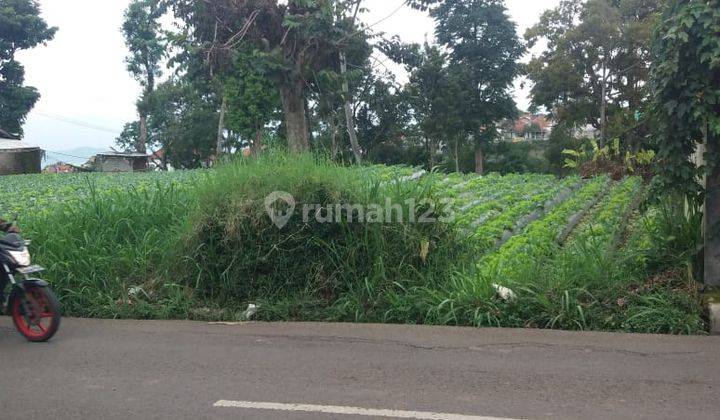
[486, 141, 550, 174]
[170, 0, 360, 151]
[118, 77, 220, 168]
[0, 0, 56, 136]
[121, 0, 168, 153]
[122, 0, 167, 90]
[430, 0, 524, 159]
[562, 138, 656, 176]
[355, 73, 412, 160]
[2, 156, 706, 334]
[525, 0, 661, 149]
[0, 170, 203, 217]
[178, 154, 464, 307]
[223, 49, 280, 148]
[651, 0, 720, 200]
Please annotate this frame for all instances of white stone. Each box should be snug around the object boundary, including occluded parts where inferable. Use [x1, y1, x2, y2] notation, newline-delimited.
[492, 284, 516, 301]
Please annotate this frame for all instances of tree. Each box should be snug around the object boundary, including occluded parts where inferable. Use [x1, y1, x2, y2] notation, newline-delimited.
[525, 0, 662, 149]
[122, 0, 168, 154]
[387, 41, 464, 170]
[335, 0, 365, 164]
[0, 0, 56, 137]
[651, 0, 720, 285]
[118, 77, 220, 168]
[413, 0, 524, 174]
[172, 0, 351, 153]
[223, 49, 280, 155]
[354, 71, 412, 162]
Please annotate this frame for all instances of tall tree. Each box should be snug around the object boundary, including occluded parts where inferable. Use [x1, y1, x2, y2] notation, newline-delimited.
[172, 0, 348, 153]
[393, 43, 461, 170]
[122, 0, 167, 154]
[412, 0, 524, 174]
[0, 0, 56, 137]
[525, 0, 662, 149]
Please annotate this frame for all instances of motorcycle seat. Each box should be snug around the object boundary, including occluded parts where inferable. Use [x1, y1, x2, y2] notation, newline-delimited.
[0, 234, 24, 251]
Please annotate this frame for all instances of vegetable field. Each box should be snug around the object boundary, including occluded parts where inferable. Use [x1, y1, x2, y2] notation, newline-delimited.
[0, 171, 204, 217]
[0, 158, 706, 334]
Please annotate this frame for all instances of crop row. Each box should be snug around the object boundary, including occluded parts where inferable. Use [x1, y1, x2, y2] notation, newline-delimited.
[477, 176, 610, 282]
[462, 177, 582, 253]
[565, 176, 643, 249]
[0, 171, 204, 217]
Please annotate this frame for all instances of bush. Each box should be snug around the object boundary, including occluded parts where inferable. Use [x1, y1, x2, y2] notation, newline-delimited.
[175, 153, 467, 312]
[485, 141, 550, 174]
[24, 181, 197, 317]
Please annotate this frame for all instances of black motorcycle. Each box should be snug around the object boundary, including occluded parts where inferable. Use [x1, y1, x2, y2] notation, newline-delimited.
[0, 220, 60, 342]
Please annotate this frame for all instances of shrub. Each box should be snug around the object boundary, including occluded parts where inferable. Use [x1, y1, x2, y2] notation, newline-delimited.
[175, 153, 468, 312]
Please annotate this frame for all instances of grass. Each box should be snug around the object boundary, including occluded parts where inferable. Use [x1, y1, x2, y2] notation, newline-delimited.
[6, 152, 708, 334]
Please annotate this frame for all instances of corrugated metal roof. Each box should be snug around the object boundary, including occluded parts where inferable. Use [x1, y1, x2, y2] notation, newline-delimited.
[96, 151, 148, 158]
[0, 139, 40, 151]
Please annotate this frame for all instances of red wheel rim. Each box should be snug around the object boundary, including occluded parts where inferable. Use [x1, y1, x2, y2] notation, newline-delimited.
[11, 287, 55, 340]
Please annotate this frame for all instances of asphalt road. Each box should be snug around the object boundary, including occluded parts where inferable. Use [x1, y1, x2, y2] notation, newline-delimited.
[0, 317, 718, 420]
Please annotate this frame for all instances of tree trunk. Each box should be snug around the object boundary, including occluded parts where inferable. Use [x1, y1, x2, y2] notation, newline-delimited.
[330, 116, 339, 160]
[427, 138, 437, 170]
[338, 2, 363, 165]
[280, 78, 309, 153]
[474, 147, 484, 175]
[138, 112, 148, 154]
[600, 58, 607, 146]
[706, 128, 720, 286]
[252, 126, 263, 157]
[138, 67, 155, 156]
[305, 97, 314, 144]
[216, 94, 227, 157]
[340, 51, 362, 165]
[454, 139, 460, 173]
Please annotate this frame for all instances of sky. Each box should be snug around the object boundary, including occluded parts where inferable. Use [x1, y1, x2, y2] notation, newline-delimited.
[15, 0, 561, 154]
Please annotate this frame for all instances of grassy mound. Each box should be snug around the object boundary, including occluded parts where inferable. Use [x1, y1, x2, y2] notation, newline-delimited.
[176, 154, 466, 319]
[24, 154, 467, 320]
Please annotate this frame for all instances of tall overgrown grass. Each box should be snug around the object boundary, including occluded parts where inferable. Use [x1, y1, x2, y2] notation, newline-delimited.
[19, 154, 707, 333]
[174, 153, 467, 317]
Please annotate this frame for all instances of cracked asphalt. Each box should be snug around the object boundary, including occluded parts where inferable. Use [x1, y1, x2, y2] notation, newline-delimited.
[1, 317, 719, 419]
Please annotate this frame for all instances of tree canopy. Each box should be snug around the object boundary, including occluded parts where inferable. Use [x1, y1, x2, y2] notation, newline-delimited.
[0, 0, 56, 137]
[525, 0, 662, 150]
[651, 0, 720, 200]
[122, 0, 168, 154]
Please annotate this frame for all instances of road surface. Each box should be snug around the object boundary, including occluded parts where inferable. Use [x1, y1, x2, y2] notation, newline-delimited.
[1, 317, 718, 419]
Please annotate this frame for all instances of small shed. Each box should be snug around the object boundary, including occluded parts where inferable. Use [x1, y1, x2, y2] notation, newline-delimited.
[88, 152, 149, 172]
[0, 134, 42, 175]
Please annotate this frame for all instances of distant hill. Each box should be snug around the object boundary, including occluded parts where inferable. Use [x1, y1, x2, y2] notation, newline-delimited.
[43, 147, 106, 167]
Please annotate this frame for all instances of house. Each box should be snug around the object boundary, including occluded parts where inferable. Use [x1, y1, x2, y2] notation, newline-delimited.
[501, 114, 554, 142]
[43, 162, 81, 174]
[86, 151, 149, 172]
[0, 129, 42, 175]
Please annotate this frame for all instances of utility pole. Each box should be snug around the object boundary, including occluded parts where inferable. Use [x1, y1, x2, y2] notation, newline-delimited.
[216, 94, 227, 158]
[339, 0, 363, 165]
[600, 58, 607, 146]
[705, 124, 720, 287]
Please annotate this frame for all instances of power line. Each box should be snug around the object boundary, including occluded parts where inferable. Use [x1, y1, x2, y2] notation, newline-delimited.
[339, 0, 408, 43]
[43, 150, 94, 161]
[35, 112, 122, 135]
[367, 1, 408, 30]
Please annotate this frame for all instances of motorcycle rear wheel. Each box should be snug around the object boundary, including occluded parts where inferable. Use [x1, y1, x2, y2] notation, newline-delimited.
[10, 285, 61, 342]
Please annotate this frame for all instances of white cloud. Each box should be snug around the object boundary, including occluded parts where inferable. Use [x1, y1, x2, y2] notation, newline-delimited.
[14, 0, 560, 151]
